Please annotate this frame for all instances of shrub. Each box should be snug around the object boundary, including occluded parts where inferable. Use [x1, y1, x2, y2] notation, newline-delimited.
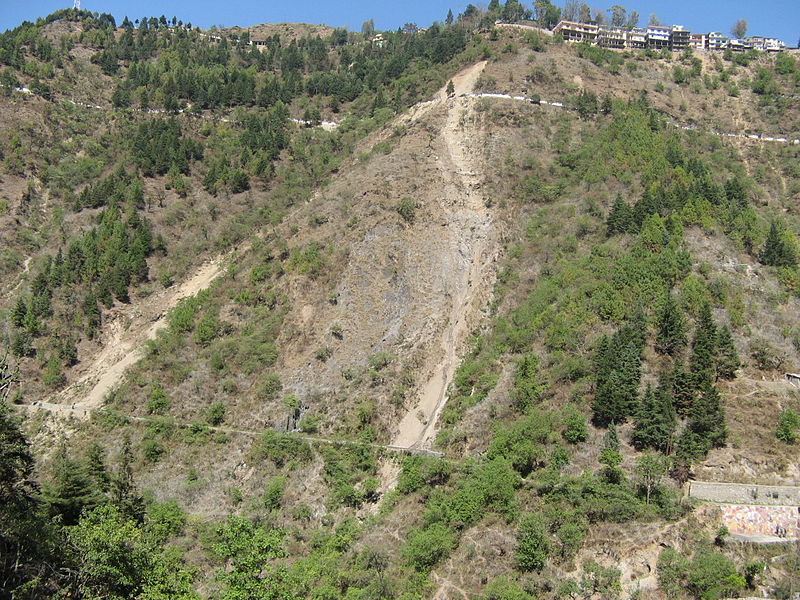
[141, 438, 165, 463]
[516, 513, 549, 572]
[775, 408, 800, 443]
[253, 430, 312, 467]
[397, 197, 416, 222]
[402, 523, 456, 572]
[483, 577, 534, 600]
[562, 406, 588, 443]
[687, 549, 745, 600]
[206, 402, 225, 426]
[257, 373, 283, 401]
[146, 384, 170, 415]
[263, 476, 286, 510]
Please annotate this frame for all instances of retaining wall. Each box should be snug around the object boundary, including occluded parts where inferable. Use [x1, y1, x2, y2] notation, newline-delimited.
[688, 481, 800, 506]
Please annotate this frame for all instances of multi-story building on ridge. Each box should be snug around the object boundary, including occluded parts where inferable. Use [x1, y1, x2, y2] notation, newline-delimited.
[626, 28, 647, 49]
[597, 26, 626, 49]
[552, 20, 599, 43]
[670, 25, 690, 50]
[551, 21, 785, 53]
[743, 36, 786, 51]
[707, 32, 729, 50]
[646, 25, 672, 49]
[728, 38, 753, 52]
[689, 33, 707, 50]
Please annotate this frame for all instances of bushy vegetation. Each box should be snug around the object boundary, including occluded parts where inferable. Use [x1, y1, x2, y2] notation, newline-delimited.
[1, 5, 797, 599]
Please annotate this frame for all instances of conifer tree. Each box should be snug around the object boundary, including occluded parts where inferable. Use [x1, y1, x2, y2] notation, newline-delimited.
[655, 293, 687, 356]
[689, 303, 717, 386]
[110, 435, 145, 523]
[83, 442, 110, 494]
[632, 379, 676, 453]
[41, 446, 101, 526]
[687, 379, 727, 450]
[593, 343, 640, 426]
[715, 325, 740, 380]
[606, 194, 633, 235]
[599, 423, 624, 483]
[671, 361, 695, 417]
[10, 298, 27, 328]
[760, 220, 797, 267]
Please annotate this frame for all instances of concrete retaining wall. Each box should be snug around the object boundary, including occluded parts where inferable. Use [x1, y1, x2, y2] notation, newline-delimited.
[689, 481, 800, 506]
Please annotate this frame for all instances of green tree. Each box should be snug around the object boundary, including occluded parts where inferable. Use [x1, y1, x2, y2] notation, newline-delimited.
[715, 325, 740, 380]
[607, 5, 627, 27]
[775, 408, 800, 443]
[657, 548, 690, 599]
[606, 194, 633, 236]
[760, 220, 797, 267]
[69, 505, 197, 600]
[213, 516, 293, 599]
[41, 445, 102, 525]
[688, 549, 745, 600]
[110, 435, 145, 522]
[671, 361, 695, 417]
[634, 453, 669, 504]
[631, 381, 676, 453]
[685, 379, 727, 453]
[516, 513, 550, 572]
[513, 353, 544, 411]
[690, 303, 718, 386]
[655, 293, 687, 356]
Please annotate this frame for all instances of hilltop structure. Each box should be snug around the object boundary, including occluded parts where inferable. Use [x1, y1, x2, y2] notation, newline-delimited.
[553, 19, 787, 52]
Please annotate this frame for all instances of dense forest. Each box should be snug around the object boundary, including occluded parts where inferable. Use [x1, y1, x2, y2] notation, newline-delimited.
[1, 2, 799, 600]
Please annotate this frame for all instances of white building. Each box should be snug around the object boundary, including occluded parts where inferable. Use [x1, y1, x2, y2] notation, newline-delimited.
[707, 31, 729, 50]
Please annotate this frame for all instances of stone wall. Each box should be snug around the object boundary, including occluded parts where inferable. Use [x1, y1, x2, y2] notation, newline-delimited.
[719, 504, 800, 537]
[689, 481, 800, 506]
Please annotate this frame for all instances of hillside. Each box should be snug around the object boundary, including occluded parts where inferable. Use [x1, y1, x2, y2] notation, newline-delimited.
[1, 6, 799, 600]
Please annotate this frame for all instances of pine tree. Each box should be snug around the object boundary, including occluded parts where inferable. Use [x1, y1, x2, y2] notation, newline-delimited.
[688, 379, 727, 450]
[606, 194, 633, 235]
[592, 326, 642, 426]
[760, 220, 797, 267]
[599, 423, 624, 483]
[671, 361, 695, 417]
[632, 379, 676, 453]
[110, 436, 145, 523]
[690, 303, 718, 386]
[715, 325, 740, 380]
[41, 446, 101, 526]
[83, 442, 110, 494]
[10, 298, 27, 328]
[655, 293, 687, 356]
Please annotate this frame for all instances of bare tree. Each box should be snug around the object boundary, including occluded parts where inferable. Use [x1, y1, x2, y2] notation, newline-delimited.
[592, 7, 605, 25]
[562, 0, 580, 21]
[578, 2, 591, 23]
[731, 19, 748, 39]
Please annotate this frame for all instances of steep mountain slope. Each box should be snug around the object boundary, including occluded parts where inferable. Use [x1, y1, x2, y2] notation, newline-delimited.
[1, 8, 800, 600]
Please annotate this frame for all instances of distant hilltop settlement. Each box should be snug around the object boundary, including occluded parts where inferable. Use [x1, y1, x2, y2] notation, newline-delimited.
[550, 21, 787, 53]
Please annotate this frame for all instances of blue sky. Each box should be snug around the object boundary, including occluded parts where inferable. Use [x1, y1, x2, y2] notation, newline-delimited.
[2, 1, 797, 44]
